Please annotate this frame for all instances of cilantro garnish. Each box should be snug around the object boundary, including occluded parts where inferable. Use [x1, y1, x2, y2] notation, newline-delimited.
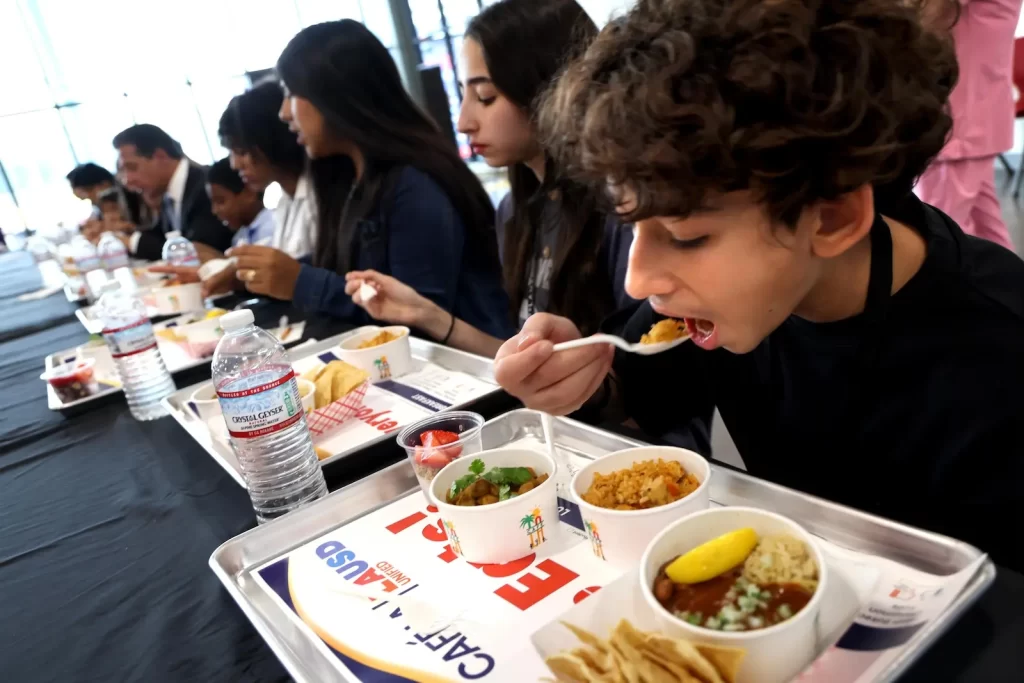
[448, 459, 535, 501]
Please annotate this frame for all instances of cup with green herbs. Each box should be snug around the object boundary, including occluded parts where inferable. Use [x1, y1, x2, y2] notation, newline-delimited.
[429, 447, 559, 564]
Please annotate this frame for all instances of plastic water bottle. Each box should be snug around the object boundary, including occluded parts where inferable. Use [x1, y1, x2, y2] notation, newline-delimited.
[97, 281, 176, 421]
[97, 232, 130, 270]
[71, 235, 106, 301]
[162, 231, 200, 266]
[212, 309, 327, 523]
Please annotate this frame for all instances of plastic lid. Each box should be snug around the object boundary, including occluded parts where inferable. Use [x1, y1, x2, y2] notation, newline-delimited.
[220, 309, 255, 332]
[165, 231, 182, 240]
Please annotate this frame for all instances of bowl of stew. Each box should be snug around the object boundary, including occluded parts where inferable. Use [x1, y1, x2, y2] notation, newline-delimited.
[639, 507, 828, 683]
[429, 447, 558, 564]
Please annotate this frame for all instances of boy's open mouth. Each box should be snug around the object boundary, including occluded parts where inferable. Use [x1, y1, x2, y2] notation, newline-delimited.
[685, 318, 718, 349]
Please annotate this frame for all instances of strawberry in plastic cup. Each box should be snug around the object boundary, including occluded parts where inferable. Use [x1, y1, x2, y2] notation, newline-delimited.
[397, 411, 485, 499]
[40, 358, 100, 404]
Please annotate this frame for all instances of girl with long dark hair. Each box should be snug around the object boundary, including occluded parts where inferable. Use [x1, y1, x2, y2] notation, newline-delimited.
[219, 81, 312, 259]
[230, 20, 511, 338]
[345, 0, 633, 357]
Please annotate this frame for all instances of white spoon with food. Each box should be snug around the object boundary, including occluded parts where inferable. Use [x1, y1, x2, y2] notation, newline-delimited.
[552, 319, 692, 356]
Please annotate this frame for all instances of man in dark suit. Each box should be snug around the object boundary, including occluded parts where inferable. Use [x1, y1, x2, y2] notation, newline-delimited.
[112, 124, 233, 261]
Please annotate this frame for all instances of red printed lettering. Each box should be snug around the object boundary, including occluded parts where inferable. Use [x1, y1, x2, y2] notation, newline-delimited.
[386, 511, 427, 535]
[573, 586, 602, 604]
[437, 544, 459, 564]
[468, 554, 536, 579]
[422, 520, 447, 543]
[494, 559, 579, 611]
[353, 568, 385, 586]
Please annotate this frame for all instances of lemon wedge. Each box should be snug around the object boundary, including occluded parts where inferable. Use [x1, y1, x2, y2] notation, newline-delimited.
[205, 308, 227, 319]
[664, 528, 759, 584]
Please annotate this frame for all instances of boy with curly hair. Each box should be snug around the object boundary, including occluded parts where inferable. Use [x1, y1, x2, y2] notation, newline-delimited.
[494, 0, 1024, 570]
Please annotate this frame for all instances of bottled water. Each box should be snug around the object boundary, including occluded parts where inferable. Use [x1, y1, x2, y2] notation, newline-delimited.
[97, 281, 176, 421]
[71, 235, 106, 301]
[97, 232, 130, 270]
[161, 231, 200, 266]
[213, 309, 327, 523]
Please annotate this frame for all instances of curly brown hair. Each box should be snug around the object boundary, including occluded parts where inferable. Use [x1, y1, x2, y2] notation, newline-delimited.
[539, 0, 959, 225]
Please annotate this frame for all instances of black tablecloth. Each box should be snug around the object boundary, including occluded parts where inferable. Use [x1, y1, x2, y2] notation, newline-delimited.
[0, 251, 78, 342]
[0, 260, 1022, 682]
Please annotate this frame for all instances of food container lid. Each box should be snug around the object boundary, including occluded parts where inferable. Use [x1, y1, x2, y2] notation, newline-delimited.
[40, 358, 96, 386]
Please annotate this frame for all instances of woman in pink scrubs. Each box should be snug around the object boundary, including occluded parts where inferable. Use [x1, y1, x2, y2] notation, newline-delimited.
[915, 0, 1023, 250]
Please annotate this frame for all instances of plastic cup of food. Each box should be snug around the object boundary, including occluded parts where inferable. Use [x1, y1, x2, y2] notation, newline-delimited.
[570, 446, 711, 569]
[189, 383, 222, 422]
[397, 411, 485, 498]
[335, 326, 412, 382]
[40, 359, 100, 404]
[428, 447, 559, 564]
[639, 507, 828, 683]
[151, 282, 204, 315]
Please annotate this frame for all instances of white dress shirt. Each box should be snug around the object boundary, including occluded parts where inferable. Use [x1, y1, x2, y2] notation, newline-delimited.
[272, 174, 315, 259]
[128, 159, 190, 256]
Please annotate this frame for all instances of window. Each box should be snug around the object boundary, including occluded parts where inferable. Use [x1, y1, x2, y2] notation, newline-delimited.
[406, 0, 485, 158]
[0, 0, 397, 234]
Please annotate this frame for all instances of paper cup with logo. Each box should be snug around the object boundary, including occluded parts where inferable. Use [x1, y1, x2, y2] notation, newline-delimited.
[397, 411, 485, 499]
[429, 447, 558, 564]
[151, 282, 204, 315]
[570, 446, 711, 569]
[639, 507, 828, 683]
[335, 326, 412, 382]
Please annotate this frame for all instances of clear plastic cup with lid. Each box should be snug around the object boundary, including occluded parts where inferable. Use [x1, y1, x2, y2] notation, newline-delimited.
[40, 359, 100, 404]
[397, 411, 486, 499]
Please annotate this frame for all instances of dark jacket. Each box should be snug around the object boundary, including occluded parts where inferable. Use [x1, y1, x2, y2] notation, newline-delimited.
[293, 166, 513, 339]
[134, 163, 234, 261]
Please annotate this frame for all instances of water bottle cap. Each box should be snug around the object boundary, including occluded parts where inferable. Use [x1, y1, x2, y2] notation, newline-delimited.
[166, 231, 182, 240]
[220, 309, 255, 332]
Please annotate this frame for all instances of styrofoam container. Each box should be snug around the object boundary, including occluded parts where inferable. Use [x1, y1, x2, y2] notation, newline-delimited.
[150, 282, 204, 315]
[570, 446, 711, 569]
[639, 507, 828, 683]
[428, 447, 559, 564]
[334, 326, 412, 382]
[192, 378, 314, 423]
[180, 315, 225, 358]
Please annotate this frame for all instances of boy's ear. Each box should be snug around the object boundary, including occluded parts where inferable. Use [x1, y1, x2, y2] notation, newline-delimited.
[811, 184, 874, 259]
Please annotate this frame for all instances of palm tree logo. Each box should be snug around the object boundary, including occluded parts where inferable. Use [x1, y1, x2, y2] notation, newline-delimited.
[373, 356, 391, 380]
[443, 520, 462, 556]
[584, 520, 605, 560]
[520, 507, 547, 549]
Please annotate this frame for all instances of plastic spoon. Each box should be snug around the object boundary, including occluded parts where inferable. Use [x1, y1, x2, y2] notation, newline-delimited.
[551, 333, 690, 356]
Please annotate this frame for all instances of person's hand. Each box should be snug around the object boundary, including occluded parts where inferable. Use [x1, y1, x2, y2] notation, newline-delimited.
[344, 270, 436, 327]
[148, 265, 201, 284]
[230, 245, 302, 301]
[201, 265, 238, 298]
[493, 313, 614, 415]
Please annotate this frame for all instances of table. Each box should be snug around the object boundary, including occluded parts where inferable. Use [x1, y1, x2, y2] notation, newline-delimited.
[0, 251, 78, 342]
[0, 260, 1021, 683]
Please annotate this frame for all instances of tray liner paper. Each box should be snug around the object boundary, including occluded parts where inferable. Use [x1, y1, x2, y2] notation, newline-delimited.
[292, 351, 495, 452]
[251, 448, 987, 683]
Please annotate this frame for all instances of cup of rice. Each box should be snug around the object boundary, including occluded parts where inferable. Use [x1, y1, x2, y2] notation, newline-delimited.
[570, 446, 711, 569]
[639, 507, 828, 683]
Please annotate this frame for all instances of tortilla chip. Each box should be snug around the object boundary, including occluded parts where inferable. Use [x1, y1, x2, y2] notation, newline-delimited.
[545, 652, 597, 682]
[562, 622, 610, 654]
[314, 447, 331, 461]
[644, 634, 725, 683]
[313, 363, 336, 409]
[300, 365, 324, 384]
[695, 644, 745, 683]
[329, 360, 368, 402]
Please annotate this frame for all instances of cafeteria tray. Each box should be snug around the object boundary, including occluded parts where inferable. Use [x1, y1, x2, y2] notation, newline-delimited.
[209, 409, 996, 683]
[43, 320, 308, 415]
[163, 330, 501, 488]
[63, 278, 86, 303]
[75, 292, 234, 331]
